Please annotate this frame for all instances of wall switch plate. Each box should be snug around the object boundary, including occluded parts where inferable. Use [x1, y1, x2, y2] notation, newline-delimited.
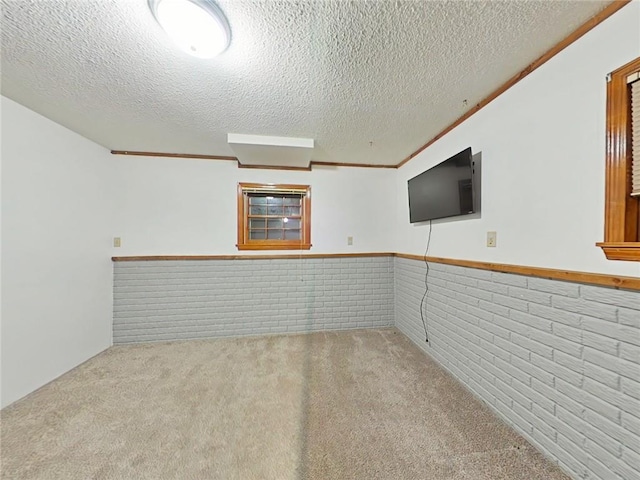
[486, 231, 497, 247]
[113, 237, 122, 248]
[347, 236, 353, 246]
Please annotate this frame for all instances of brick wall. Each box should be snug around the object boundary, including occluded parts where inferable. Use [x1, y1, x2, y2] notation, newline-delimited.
[395, 256, 640, 480]
[113, 257, 394, 344]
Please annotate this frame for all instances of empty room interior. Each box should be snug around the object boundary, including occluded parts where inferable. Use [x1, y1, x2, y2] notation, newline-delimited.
[1, 0, 640, 479]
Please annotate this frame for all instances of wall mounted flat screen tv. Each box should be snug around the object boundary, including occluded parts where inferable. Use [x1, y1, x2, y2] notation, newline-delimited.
[408, 147, 475, 223]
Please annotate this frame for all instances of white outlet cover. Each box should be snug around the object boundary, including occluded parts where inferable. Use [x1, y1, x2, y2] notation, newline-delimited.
[486, 231, 497, 247]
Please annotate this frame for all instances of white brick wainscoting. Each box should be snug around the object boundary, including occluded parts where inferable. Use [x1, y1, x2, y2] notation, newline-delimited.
[395, 256, 640, 480]
[113, 257, 394, 343]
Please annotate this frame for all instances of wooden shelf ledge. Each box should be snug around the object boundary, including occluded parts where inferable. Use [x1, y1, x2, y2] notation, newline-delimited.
[596, 242, 640, 262]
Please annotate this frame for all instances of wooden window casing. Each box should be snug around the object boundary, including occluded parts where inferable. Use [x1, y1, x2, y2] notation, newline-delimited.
[597, 56, 640, 261]
[237, 183, 311, 251]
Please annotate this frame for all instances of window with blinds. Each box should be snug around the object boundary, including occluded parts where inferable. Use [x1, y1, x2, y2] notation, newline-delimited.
[237, 183, 311, 250]
[598, 56, 640, 261]
[631, 74, 640, 196]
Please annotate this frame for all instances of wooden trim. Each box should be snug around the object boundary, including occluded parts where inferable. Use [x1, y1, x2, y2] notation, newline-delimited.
[238, 163, 312, 172]
[237, 183, 311, 192]
[596, 242, 640, 261]
[111, 150, 237, 161]
[236, 183, 245, 249]
[112, 252, 640, 290]
[395, 253, 640, 290]
[239, 161, 397, 170]
[112, 253, 395, 261]
[311, 161, 396, 169]
[111, 150, 397, 169]
[394, 253, 427, 261]
[303, 185, 312, 245]
[602, 56, 640, 262]
[396, 0, 632, 168]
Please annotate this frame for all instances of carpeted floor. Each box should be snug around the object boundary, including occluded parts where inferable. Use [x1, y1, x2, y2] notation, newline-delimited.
[1, 328, 569, 480]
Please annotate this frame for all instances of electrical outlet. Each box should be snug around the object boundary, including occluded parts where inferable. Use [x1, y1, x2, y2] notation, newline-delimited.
[113, 237, 122, 248]
[486, 231, 497, 247]
[347, 236, 353, 246]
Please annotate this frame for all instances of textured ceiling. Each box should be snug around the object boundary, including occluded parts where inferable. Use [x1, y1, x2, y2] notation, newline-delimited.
[1, 0, 609, 165]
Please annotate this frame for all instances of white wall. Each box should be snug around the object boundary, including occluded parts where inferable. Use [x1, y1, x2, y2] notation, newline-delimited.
[1, 97, 114, 408]
[396, 1, 640, 278]
[111, 156, 397, 255]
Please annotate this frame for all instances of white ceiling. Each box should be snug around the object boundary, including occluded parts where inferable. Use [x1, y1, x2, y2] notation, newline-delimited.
[1, 0, 608, 166]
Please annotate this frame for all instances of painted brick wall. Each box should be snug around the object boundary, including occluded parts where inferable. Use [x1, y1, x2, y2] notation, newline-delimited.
[114, 257, 394, 344]
[395, 256, 640, 480]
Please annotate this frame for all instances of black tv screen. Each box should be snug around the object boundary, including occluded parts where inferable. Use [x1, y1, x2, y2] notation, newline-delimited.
[408, 147, 475, 223]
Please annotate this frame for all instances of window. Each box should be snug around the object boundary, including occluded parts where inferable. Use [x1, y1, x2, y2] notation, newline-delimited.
[237, 183, 311, 250]
[598, 56, 640, 261]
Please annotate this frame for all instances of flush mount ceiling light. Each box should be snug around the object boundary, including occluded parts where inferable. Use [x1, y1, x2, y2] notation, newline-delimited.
[149, 0, 231, 58]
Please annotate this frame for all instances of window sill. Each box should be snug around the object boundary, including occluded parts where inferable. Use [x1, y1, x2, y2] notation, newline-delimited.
[237, 243, 312, 251]
[596, 242, 640, 261]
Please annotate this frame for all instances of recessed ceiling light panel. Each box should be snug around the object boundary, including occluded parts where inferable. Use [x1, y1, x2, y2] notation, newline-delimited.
[149, 0, 231, 59]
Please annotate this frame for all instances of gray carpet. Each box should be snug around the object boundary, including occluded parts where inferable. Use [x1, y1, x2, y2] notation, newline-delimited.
[1, 328, 569, 479]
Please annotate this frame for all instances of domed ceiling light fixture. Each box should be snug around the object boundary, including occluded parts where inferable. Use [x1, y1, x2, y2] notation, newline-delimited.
[148, 0, 231, 58]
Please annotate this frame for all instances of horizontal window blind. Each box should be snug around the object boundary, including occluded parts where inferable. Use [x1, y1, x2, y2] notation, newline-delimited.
[631, 75, 640, 196]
